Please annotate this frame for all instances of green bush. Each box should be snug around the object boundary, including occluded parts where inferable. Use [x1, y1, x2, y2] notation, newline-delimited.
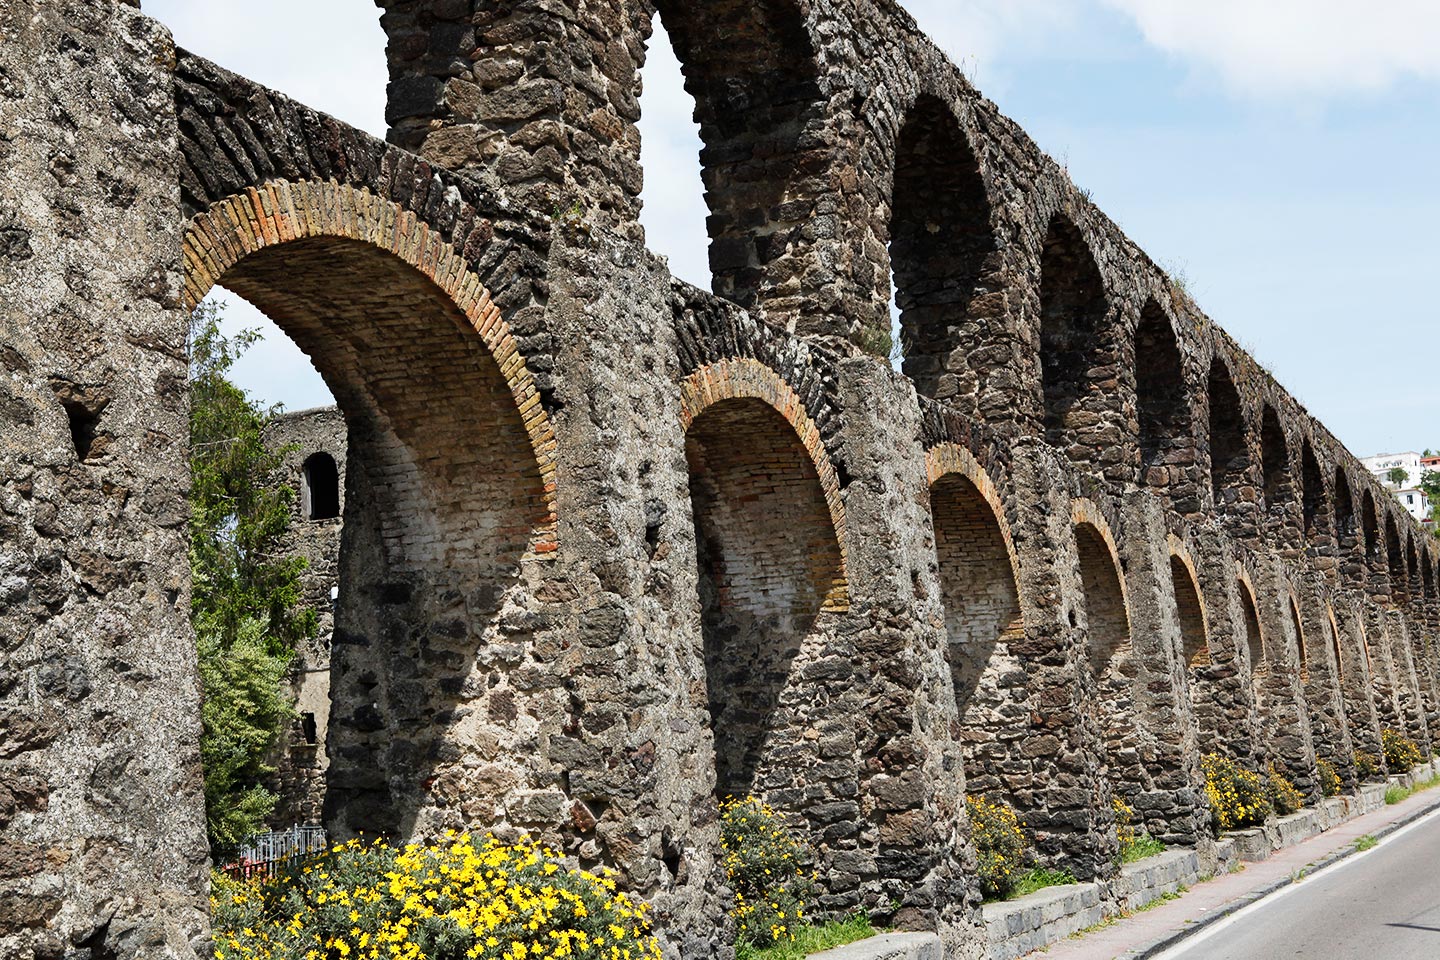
[1266, 763, 1304, 816]
[1113, 796, 1165, 863]
[1316, 758, 1342, 798]
[966, 795, 1028, 898]
[1382, 729, 1422, 773]
[1202, 753, 1271, 832]
[721, 797, 816, 952]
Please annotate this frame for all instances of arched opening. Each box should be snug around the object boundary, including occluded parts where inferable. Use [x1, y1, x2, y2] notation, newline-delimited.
[1260, 405, 1291, 509]
[1135, 301, 1191, 493]
[931, 472, 1023, 722]
[685, 397, 844, 800]
[1171, 554, 1208, 667]
[1074, 518, 1140, 802]
[1362, 491, 1381, 564]
[1386, 513, 1408, 602]
[1239, 577, 1265, 677]
[1425, 554, 1436, 601]
[1207, 359, 1248, 509]
[1301, 440, 1326, 542]
[1334, 468, 1356, 550]
[195, 226, 553, 839]
[1039, 215, 1110, 457]
[301, 451, 340, 521]
[1076, 522, 1132, 677]
[889, 94, 997, 401]
[1290, 596, 1308, 681]
[646, 0, 827, 314]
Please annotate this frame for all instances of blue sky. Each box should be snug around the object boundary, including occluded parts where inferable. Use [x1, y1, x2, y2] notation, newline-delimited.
[146, 0, 1440, 457]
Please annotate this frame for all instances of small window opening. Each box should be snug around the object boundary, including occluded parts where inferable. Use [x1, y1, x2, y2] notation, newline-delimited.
[50, 380, 110, 462]
[300, 711, 318, 746]
[302, 452, 340, 521]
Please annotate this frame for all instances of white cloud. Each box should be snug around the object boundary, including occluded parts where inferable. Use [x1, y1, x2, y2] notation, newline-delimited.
[1101, 0, 1440, 97]
[143, 0, 386, 137]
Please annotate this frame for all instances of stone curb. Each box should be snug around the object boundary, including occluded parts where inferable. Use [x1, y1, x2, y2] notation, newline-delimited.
[1119, 789, 1440, 959]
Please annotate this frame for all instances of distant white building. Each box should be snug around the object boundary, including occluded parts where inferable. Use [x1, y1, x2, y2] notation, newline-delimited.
[1361, 451, 1436, 523]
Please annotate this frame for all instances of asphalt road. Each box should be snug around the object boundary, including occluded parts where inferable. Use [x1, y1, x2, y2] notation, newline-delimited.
[1164, 808, 1440, 960]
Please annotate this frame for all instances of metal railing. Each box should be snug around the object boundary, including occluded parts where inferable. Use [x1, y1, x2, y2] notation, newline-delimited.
[220, 823, 328, 880]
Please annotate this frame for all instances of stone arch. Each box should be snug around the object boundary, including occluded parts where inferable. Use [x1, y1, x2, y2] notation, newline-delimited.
[1289, 592, 1308, 682]
[1237, 568, 1265, 677]
[1362, 489, 1382, 566]
[646, 0, 830, 315]
[889, 94, 999, 402]
[1135, 300, 1193, 496]
[925, 444, 1026, 780]
[679, 359, 849, 800]
[1386, 512, 1408, 603]
[1168, 537, 1209, 668]
[1334, 468, 1356, 551]
[184, 180, 558, 836]
[1072, 500, 1146, 808]
[1072, 501, 1133, 676]
[1039, 214, 1112, 461]
[1207, 357, 1249, 511]
[1301, 439, 1327, 545]
[1260, 404, 1292, 510]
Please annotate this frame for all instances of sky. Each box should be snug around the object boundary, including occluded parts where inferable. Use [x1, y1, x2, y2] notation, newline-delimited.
[145, 0, 1440, 457]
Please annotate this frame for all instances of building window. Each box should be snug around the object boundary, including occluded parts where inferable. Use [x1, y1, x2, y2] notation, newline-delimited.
[301, 452, 340, 521]
[300, 711, 318, 746]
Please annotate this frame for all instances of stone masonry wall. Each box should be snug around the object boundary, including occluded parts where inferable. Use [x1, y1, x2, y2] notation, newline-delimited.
[5, 1, 1440, 959]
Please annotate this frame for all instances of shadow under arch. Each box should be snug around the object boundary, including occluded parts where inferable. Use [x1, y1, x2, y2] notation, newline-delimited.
[183, 181, 557, 838]
[890, 94, 999, 403]
[678, 359, 848, 801]
[924, 444, 1024, 773]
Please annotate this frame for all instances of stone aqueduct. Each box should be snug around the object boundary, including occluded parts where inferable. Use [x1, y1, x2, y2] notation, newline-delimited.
[3, 0, 1439, 956]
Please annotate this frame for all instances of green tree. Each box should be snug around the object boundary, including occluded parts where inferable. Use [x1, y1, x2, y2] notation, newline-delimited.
[1387, 466, 1410, 489]
[189, 300, 316, 856]
[1420, 470, 1440, 536]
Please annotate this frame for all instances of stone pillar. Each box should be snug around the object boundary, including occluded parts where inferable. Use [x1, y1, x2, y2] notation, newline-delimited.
[831, 358, 981, 953]
[0, 2, 209, 956]
[1386, 611, 1432, 756]
[1296, 576, 1355, 792]
[1114, 494, 1207, 847]
[1191, 531, 1265, 766]
[1251, 558, 1317, 796]
[1331, 596, 1384, 781]
[1004, 442, 1115, 880]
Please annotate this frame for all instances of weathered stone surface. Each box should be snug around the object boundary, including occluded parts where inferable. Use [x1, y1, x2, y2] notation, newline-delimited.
[5, 2, 1440, 960]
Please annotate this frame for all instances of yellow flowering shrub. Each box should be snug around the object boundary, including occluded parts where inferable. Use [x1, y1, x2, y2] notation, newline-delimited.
[719, 797, 815, 953]
[1112, 796, 1164, 864]
[965, 795, 1026, 898]
[211, 833, 662, 960]
[1354, 750, 1381, 780]
[1201, 753, 1271, 833]
[1316, 758, 1342, 798]
[1382, 729, 1422, 773]
[1266, 763, 1304, 816]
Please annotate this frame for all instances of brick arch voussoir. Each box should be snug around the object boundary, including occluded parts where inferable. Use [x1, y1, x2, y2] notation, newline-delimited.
[924, 442, 1026, 628]
[181, 179, 559, 546]
[679, 357, 850, 610]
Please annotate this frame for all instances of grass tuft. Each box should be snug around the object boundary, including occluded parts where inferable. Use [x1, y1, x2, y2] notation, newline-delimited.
[1121, 833, 1166, 864]
[1355, 834, 1378, 851]
[1005, 867, 1079, 900]
[737, 913, 876, 960]
[1384, 774, 1440, 806]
